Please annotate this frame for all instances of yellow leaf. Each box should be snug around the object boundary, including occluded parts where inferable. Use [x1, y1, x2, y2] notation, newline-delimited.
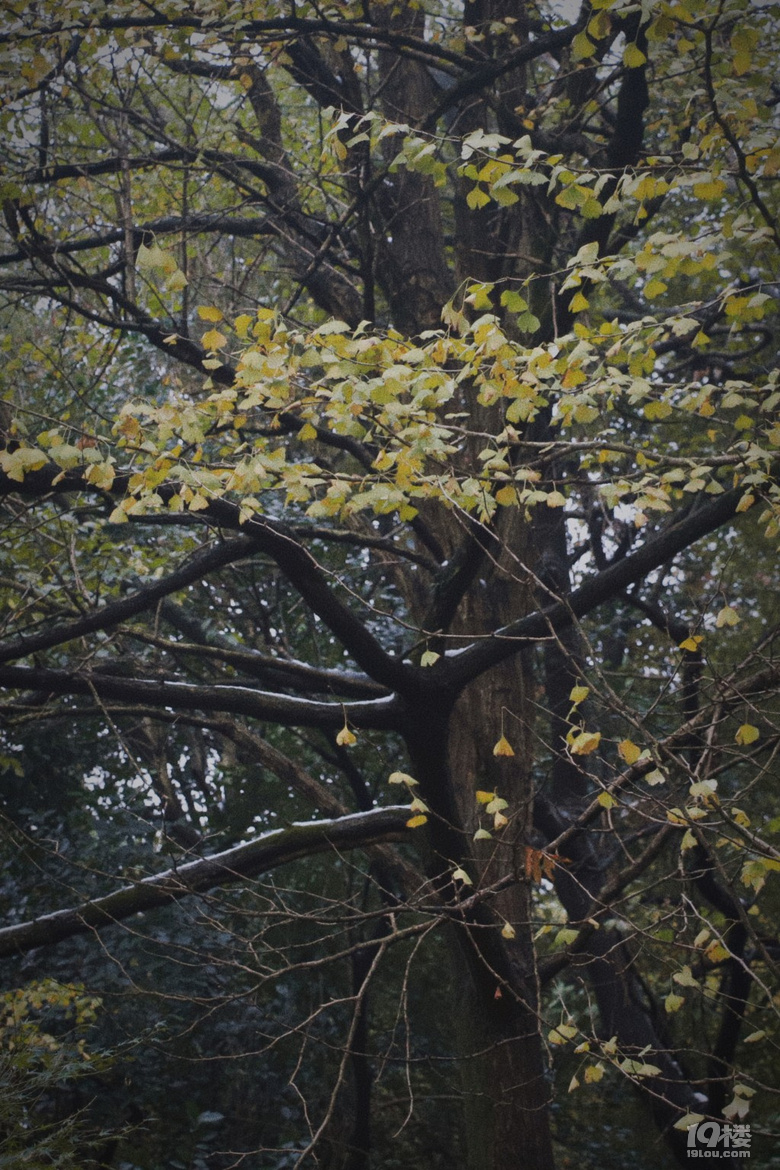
[197, 305, 223, 322]
[644, 278, 668, 298]
[679, 635, 703, 652]
[84, 461, 115, 491]
[166, 269, 188, 291]
[735, 724, 759, 746]
[486, 797, 508, 814]
[623, 42, 647, 67]
[406, 814, 428, 828]
[548, 1023, 577, 1045]
[0, 447, 48, 481]
[409, 796, 429, 813]
[452, 867, 472, 885]
[389, 771, 418, 786]
[501, 921, 516, 940]
[571, 31, 596, 60]
[136, 242, 169, 269]
[297, 423, 318, 442]
[693, 179, 726, 200]
[569, 685, 590, 704]
[202, 328, 227, 350]
[495, 484, 517, 506]
[570, 291, 589, 313]
[674, 1113, 705, 1132]
[475, 790, 496, 804]
[545, 490, 567, 507]
[705, 940, 730, 964]
[555, 928, 579, 947]
[492, 735, 515, 757]
[568, 1075, 580, 1093]
[466, 186, 491, 210]
[743, 1030, 766, 1044]
[336, 726, 357, 746]
[618, 739, 641, 764]
[716, 605, 740, 627]
[569, 730, 601, 756]
[644, 400, 672, 420]
[597, 791, 618, 809]
[584, 1062, 605, 1083]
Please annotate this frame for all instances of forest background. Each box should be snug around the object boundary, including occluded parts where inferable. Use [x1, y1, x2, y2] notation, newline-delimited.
[0, 0, 779, 1167]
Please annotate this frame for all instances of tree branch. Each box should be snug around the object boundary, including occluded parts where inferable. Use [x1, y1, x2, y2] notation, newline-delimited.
[0, 664, 403, 730]
[441, 484, 752, 687]
[0, 466, 412, 692]
[0, 807, 414, 960]
[0, 537, 259, 665]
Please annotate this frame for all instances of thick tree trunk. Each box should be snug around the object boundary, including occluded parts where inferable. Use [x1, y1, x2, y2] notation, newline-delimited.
[404, 506, 555, 1170]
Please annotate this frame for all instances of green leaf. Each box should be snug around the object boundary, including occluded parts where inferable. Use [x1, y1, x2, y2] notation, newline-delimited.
[571, 31, 596, 61]
[623, 43, 647, 68]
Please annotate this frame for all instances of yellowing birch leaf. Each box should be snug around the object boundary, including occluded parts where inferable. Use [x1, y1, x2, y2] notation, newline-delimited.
[406, 814, 428, 828]
[336, 726, 357, 746]
[735, 724, 759, 745]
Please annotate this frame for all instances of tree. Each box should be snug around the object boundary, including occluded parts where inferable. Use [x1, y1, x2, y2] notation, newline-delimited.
[0, 0, 778, 1167]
